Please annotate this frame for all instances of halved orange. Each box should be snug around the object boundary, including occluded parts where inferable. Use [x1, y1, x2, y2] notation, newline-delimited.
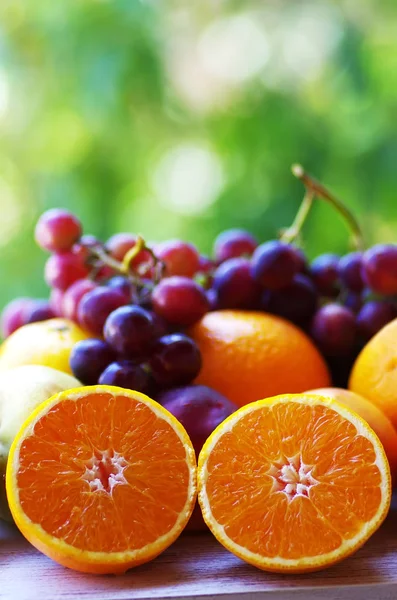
[198, 393, 391, 573]
[6, 385, 197, 574]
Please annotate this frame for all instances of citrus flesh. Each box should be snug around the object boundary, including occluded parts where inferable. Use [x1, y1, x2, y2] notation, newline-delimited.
[198, 394, 391, 573]
[190, 311, 331, 407]
[6, 385, 197, 574]
[307, 387, 397, 483]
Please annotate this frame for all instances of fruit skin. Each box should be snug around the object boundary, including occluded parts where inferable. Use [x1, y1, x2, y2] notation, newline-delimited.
[0, 365, 81, 521]
[310, 253, 340, 297]
[362, 244, 397, 295]
[356, 300, 397, 341]
[152, 277, 209, 327]
[0, 318, 90, 375]
[157, 385, 236, 454]
[98, 360, 150, 393]
[349, 318, 397, 429]
[214, 229, 258, 263]
[251, 241, 301, 290]
[6, 385, 197, 574]
[35, 209, 82, 252]
[0, 298, 33, 338]
[70, 339, 115, 385]
[212, 258, 261, 310]
[310, 304, 356, 357]
[77, 287, 127, 336]
[44, 252, 89, 291]
[155, 240, 200, 277]
[197, 393, 391, 574]
[190, 310, 330, 407]
[307, 387, 397, 483]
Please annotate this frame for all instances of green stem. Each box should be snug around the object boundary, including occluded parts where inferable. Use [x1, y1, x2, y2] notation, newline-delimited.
[291, 164, 364, 251]
[281, 189, 314, 244]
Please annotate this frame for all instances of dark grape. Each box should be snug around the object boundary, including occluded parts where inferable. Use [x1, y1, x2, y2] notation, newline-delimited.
[212, 258, 261, 309]
[206, 288, 219, 311]
[0, 298, 33, 337]
[148, 333, 202, 387]
[261, 274, 317, 325]
[251, 241, 301, 290]
[77, 287, 127, 335]
[357, 300, 397, 341]
[214, 229, 258, 263]
[343, 292, 363, 314]
[70, 339, 115, 384]
[62, 279, 97, 322]
[44, 251, 89, 291]
[104, 305, 157, 357]
[338, 252, 364, 293]
[24, 300, 56, 324]
[310, 303, 357, 356]
[310, 254, 340, 297]
[98, 360, 149, 392]
[155, 240, 200, 277]
[106, 276, 133, 301]
[157, 385, 237, 453]
[35, 208, 82, 252]
[362, 244, 397, 296]
[152, 276, 209, 326]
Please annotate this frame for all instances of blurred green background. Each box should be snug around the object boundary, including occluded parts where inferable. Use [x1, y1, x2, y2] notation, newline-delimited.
[0, 0, 396, 309]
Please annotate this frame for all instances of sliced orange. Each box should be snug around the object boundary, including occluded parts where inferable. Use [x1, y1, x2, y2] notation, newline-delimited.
[6, 385, 197, 574]
[198, 393, 391, 573]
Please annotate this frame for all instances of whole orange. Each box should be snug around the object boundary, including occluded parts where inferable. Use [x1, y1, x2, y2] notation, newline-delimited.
[349, 319, 397, 430]
[189, 310, 330, 407]
[307, 387, 397, 482]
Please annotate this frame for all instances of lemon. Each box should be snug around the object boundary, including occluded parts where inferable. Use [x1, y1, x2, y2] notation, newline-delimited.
[0, 318, 90, 375]
[0, 365, 81, 521]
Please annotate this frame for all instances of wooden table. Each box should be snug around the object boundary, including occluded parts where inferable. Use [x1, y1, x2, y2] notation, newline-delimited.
[2, 505, 397, 600]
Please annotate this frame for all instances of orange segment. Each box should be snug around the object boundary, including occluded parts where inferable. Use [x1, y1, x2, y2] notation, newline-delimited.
[198, 394, 391, 573]
[6, 385, 197, 574]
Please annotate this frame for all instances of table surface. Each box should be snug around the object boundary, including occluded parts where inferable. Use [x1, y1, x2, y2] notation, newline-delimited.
[2, 505, 397, 600]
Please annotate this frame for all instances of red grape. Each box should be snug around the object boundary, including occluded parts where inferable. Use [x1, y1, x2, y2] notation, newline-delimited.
[214, 229, 258, 263]
[98, 360, 149, 392]
[148, 333, 202, 387]
[70, 339, 115, 384]
[24, 300, 55, 324]
[156, 385, 236, 453]
[310, 303, 356, 356]
[106, 233, 152, 273]
[338, 252, 364, 293]
[310, 254, 340, 296]
[104, 305, 157, 357]
[357, 300, 397, 341]
[152, 276, 209, 326]
[106, 276, 134, 302]
[155, 240, 200, 277]
[49, 288, 65, 317]
[35, 208, 82, 252]
[261, 274, 317, 325]
[77, 287, 127, 335]
[362, 244, 397, 295]
[45, 251, 89, 291]
[62, 279, 97, 322]
[213, 257, 261, 309]
[0, 298, 33, 338]
[251, 241, 301, 290]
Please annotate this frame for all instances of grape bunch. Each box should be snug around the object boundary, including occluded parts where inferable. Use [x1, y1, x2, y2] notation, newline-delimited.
[2, 167, 397, 394]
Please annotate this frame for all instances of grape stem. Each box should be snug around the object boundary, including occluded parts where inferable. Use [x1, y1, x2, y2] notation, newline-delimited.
[291, 164, 364, 250]
[280, 189, 314, 244]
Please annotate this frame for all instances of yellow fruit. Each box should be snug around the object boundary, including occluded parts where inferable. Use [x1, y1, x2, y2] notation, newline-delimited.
[0, 318, 89, 375]
[0, 365, 81, 521]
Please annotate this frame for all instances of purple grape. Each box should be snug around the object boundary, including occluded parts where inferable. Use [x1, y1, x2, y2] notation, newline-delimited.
[148, 334, 202, 387]
[310, 254, 340, 297]
[310, 303, 357, 356]
[77, 287, 127, 335]
[98, 360, 149, 392]
[106, 276, 134, 302]
[152, 276, 209, 326]
[261, 274, 317, 325]
[357, 300, 397, 341]
[0, 297, 33, 337]
[24, 300, 56, 324]
[251, 241, 301, 290]
[156, 385, 237, 453]
[362, 244, 397, 296]
[214, 229, 258, 263]
[70, 339, 115, 384]
[338, 252, 364, 293]
[212, 258, 261, 309]
[104, 305, 157, 357]
[343, 292, 363, 314]
[206, 288, 219, 311]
